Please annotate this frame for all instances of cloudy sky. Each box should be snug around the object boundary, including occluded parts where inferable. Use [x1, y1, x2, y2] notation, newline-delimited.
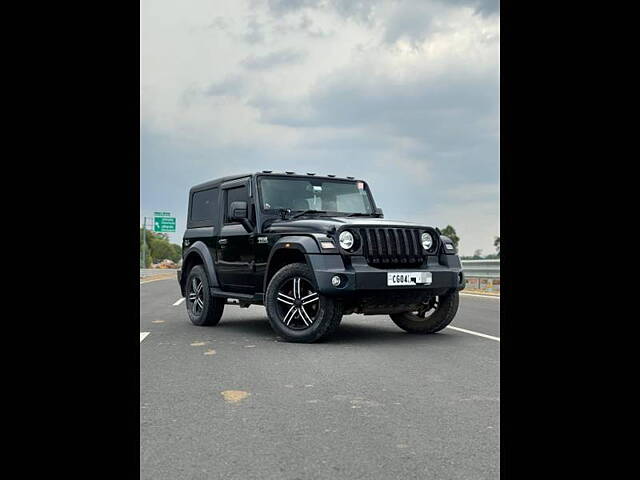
[140, 0, 499, 256]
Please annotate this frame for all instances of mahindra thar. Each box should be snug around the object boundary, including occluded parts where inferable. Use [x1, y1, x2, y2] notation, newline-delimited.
[178, 172, 465, 343]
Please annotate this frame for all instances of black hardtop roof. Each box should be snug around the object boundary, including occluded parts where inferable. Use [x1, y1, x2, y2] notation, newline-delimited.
[190, 173, 253, 193]
[189, 171, 364, 193]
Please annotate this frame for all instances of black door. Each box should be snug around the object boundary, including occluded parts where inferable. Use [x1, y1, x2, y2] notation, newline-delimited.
[216, 181, 255, 293]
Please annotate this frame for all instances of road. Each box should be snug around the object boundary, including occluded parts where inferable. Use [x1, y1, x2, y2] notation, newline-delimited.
[140, 278, 500, 479]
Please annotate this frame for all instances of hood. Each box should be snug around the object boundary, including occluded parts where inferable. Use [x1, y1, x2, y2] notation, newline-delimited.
[264, 216, 431, 234]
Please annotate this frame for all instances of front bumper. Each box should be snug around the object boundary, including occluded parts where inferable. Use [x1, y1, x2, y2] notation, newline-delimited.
[308, 254, 465, 296]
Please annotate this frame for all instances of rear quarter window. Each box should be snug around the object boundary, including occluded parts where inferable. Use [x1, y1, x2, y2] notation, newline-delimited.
[190, 188, 219, 225]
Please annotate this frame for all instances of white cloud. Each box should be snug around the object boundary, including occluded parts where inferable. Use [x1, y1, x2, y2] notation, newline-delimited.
[140, 0, 499, 253]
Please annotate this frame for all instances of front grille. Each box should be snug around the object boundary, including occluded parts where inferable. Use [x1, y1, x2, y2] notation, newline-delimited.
[357, 227, 435, 268]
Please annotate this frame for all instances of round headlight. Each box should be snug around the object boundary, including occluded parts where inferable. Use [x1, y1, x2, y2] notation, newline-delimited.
[421, 232, 433, 250]
[339, 230, 355, 250]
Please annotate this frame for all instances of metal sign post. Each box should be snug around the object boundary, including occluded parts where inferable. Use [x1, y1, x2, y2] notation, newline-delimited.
[141, 216, 150, 268]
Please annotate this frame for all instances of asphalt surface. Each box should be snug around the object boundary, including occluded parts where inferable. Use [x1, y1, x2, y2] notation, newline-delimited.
[140, 278, 500, 480]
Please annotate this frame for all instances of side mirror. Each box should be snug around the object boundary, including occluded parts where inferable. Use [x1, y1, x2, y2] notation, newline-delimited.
[228, 201, 248, 221]
[374, 207, 384, 217]
[228, 201, 254, 232]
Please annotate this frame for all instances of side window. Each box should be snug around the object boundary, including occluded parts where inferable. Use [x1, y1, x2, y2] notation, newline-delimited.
[224, 185, 249, 224]
[190, 188, 219, 225]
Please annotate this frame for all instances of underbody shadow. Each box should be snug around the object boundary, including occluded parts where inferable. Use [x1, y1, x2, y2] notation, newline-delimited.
[218, 314, 464, 346]
[217, 317, 275, 337]
[328, 321, 460, 346]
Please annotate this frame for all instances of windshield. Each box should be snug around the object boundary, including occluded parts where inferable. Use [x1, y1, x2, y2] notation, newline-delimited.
[259, 177, 374, 215]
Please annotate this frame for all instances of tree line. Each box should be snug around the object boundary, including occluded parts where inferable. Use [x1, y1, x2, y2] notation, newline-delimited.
[439, 225, 500, 260]
[140, 229, 182, 268]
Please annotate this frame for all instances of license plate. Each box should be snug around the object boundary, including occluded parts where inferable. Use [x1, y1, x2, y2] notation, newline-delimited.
[387, 271, 432, 286]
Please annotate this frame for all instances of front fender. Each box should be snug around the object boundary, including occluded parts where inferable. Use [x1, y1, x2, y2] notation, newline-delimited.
[270, 235, 321, 255]
[263, 235, 323, 292]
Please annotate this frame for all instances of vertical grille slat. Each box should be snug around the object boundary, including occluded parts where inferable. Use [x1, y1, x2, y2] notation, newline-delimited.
[413, 230, 421, 256]
[407, 229, 416, 256]
[364, 228, 374, 257]
[400, 229, 409, 257]
[372, 229, 379, 256]
[393, 229, 402, 256]
[398, 230, 407, 263]
[384, 229, 394, 258]
[376, 229, 385, 257]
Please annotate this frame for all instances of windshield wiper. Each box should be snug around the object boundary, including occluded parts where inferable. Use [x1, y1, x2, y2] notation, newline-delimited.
[346, 212, 380, 217]
[291, 209, 328, 219]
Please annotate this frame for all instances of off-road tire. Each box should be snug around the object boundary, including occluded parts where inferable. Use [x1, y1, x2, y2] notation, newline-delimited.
[185, 265, 225, 326]
[389, 291, 459, 334]
[265, 263, 342, 343]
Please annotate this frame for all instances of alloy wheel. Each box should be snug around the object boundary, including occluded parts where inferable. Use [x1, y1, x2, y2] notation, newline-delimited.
[414, 296, 439, 319]
[188, 276, 205, 316]
[276, 277, 320, 330]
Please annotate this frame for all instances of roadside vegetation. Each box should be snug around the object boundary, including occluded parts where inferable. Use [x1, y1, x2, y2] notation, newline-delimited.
[140, 228, 182, 268]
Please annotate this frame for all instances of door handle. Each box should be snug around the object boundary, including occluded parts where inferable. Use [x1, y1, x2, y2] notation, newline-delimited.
[219, 239, 228, 245]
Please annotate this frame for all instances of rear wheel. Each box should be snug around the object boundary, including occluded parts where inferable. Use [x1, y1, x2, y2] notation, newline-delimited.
[185, 265, 224, 326]
[265, 263, 342, 343]
[389, 291, 459, 334]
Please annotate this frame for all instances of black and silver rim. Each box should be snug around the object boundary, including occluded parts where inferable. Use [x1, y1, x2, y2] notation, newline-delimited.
[276, 277, 319, 330]
[411, 296, 439, 319]
[188, 276, 205, 316]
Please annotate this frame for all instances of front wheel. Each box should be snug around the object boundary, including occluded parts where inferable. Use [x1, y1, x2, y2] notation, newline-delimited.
[265, 263, 342, 343]
[389, 291, 459, 334]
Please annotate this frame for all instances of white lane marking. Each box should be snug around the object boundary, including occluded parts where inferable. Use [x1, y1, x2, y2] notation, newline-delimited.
[446, 326, 500, 342]
[173, 297, 185, 306]
[140, 332, 150, 343]
[460, 293, 500, 300]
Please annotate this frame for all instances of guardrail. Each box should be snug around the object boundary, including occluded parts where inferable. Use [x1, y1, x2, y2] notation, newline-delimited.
[461, 259, 500, 293]
[140, 268, 178, 279]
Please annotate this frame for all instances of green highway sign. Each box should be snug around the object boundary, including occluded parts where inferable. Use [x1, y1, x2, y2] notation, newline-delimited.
[154, 216, 176, 232]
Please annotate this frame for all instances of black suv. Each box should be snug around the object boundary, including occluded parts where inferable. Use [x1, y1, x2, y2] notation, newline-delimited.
[178, 172, 465, 342]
